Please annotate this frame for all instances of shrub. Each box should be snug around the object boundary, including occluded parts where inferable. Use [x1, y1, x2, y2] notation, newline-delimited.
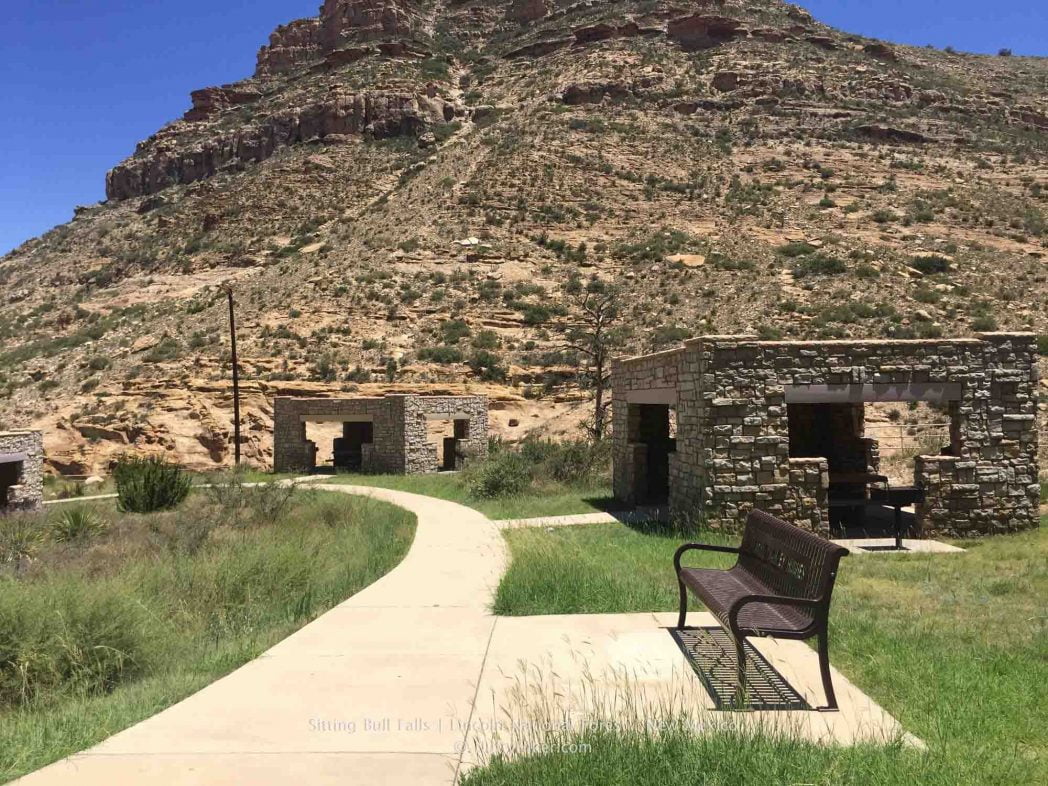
[466, 451, 533, 499]
[1036, 335, 1048, 356]
[793, 254, 847, 277]
[113, 455, 192, 513]
[0, 583, 152, 705]
[418, 345, 464, 364]
[910, 255, 951, 275]
[469, 350, 508, 382]
[971, 315, 998, 331]
[0, 513, 45, 566]
[50, 507, 108, 543]
[776, 242, 816, 257]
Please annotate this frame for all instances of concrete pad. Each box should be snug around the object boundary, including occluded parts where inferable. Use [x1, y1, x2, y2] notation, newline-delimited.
[462, 612, 918, 765]
[833, 537, 964, 554]
[266, 607, 496, 658]
[91, 652, 482, 756]
[17, 753, 459, 786]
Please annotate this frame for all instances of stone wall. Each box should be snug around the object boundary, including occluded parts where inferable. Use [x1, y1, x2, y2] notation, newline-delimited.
[611, 348, 682, 505]
[0, 430, 44, 513]
[402, 395, 489, 474]
[273, 394, 488, 474]
[612, 334, 1040, 537]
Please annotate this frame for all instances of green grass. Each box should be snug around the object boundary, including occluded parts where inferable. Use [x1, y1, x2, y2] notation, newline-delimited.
[319, 472, 615, 520]
[0, 490, 416, 781]
[475, 520, 1048, 785]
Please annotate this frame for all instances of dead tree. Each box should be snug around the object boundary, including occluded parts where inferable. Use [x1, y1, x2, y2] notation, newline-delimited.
[561, 278, 629, 442]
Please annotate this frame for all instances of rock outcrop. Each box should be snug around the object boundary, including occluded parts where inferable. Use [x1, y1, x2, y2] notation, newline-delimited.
[507, 0, 550, 25]
[255, 0, 423, 76]
[667, 15, 744, 51]
[185, 85, 263, 122]
[107, 92, 453, 200]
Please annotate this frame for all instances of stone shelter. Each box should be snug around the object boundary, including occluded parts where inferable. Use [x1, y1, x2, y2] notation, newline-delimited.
[273, 394, 488, 474]
[0, 430, 44, 513]
[612, 334, 1040, 537]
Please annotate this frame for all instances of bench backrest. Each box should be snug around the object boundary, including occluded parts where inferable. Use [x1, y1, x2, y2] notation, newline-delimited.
[738, 510, 848, 603]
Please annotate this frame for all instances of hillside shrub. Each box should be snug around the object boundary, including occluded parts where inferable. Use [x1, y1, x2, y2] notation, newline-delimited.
[113, 455, 192, 513]
[910, 255, 951, 275]
[792, 254, 847, 277]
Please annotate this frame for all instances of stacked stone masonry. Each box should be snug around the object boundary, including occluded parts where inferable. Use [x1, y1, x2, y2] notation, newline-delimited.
[273, 394, 488, 474]
[612, 334, 1040, 537]
[0, 430, 44, 513]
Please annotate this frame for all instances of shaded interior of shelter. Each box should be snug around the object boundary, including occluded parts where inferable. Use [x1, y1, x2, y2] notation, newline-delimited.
[623, 387, 960, 537]
[629, 403, 677, 506]
[787, 397, 955, 539]
[304, 416, 470, 473]
[0, 457, 24, 509]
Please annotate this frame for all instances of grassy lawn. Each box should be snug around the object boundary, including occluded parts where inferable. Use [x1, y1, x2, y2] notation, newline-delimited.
[319, 472, 615, 521]
[0, 489, 416, 782]
[473, 519, 1048, 785]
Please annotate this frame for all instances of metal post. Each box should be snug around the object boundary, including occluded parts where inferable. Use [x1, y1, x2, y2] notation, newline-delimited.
[227, 287, 242, 465]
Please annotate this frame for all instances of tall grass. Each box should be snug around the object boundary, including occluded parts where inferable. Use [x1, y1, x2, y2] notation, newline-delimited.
[0, 490, 416, 781]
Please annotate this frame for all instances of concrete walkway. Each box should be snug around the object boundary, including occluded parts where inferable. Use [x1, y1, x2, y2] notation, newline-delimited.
[16, 486, 914, 785]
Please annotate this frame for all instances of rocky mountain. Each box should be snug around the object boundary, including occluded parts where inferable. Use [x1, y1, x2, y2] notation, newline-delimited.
[1, 0, 1046, 475]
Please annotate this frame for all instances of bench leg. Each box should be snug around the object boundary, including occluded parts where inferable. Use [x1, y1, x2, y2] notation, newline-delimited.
[734, 637, 747, 708]
[817, 630, 838, 711]
[676, 578, 688, 629]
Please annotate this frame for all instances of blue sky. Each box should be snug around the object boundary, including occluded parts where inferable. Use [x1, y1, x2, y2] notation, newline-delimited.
[1, 0, 1045, 256]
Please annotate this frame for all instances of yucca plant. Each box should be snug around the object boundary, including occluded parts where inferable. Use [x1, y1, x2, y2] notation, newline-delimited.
[113, 455, 192, 513]
[49, 507, 108, 543]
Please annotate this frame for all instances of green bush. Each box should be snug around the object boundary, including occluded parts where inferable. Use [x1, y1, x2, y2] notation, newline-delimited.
[910, 255, 951, 275]
[792, 254, 847, 277]
[0, 514, 45, 565]
[49, 507, 108, 543]
[113, 455, 192, 513]
[466, 451, 534, 499]
[1035, 334, 1048, 356]
[518, 438, 611, 485]
[0, 582, 152, 705]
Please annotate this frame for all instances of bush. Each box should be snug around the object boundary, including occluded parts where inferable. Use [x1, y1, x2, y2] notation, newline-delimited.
[0, 582, 152, 705]
[1036, 335, 1048, 356]
[418, 345, 464, 364]
[466, 451, 533, 499]
[113, 455, 192, 513]
[49, 507, 108, 543]
[0, 514, 45, 566]
[910, 255, 951, 275]
[792, 254, 847, 277]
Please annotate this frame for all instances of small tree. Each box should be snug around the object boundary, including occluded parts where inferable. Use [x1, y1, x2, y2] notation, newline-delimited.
[561, 276, 630, 442]
[998, 47, 1013, 57]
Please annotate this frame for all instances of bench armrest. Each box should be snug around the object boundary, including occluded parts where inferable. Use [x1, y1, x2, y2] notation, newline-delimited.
[727, 593, 822, 632]
[674, 542, 740, 574]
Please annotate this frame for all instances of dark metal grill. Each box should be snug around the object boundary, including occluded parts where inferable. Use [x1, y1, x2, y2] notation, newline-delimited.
[670, 627, 810, 711]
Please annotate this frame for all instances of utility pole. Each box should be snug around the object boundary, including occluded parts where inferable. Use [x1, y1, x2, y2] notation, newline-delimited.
[226, 286, 242, 465]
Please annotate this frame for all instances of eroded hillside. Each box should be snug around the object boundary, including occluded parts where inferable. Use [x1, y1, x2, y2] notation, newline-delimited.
[1, 0, 1046, 473]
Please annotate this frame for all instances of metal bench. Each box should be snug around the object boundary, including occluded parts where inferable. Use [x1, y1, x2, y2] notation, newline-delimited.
[674, 510, 849, 710]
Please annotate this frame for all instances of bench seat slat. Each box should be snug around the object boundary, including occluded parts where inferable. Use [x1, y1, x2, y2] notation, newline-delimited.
[680, 566, 815, 635]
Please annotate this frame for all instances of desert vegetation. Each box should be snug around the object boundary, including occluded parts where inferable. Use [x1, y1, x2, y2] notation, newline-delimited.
[0, 479, 416, 781]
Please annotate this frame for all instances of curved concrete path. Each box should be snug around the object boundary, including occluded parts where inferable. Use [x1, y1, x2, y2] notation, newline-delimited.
[15, 485, 508, 786]
[15, 485, 914, 785]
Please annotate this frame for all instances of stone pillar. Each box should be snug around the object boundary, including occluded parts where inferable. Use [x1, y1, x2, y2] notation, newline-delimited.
[0, 430, 44, 513]
[272, 399, 316, 472]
